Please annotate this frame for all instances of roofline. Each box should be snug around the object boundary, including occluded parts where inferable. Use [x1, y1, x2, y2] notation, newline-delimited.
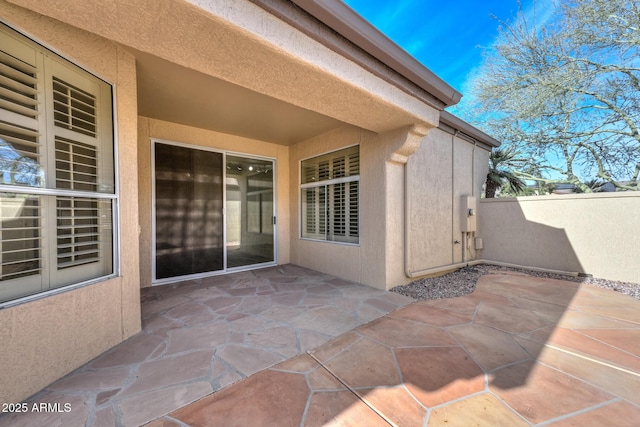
[291, 0, 463, 107]
[440, 110, 501, 147]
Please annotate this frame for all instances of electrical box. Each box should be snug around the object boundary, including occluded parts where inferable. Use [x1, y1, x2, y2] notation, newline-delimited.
[474, 237, 484, 250]
[461, 196, 477, 232]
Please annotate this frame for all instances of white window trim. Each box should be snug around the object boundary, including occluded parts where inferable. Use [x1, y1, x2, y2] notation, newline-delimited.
[299, 146, 360, 246]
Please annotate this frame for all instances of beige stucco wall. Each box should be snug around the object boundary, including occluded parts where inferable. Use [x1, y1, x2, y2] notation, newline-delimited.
[289, 125, 410, 290]
[289, 126, 374, 285]
[0, 2, 141, 403]
[289, 125, 491, 290]
[402, 129, 491, 282]
[137, 117, 291, 287]
[478, 193, 640, 283]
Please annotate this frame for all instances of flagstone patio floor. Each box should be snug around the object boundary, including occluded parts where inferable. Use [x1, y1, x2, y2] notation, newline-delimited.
[1, 265, 639, 426]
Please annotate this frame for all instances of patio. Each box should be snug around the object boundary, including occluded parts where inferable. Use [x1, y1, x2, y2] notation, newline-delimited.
[0, 265, 412, 426]
[1, 265, 639, 426]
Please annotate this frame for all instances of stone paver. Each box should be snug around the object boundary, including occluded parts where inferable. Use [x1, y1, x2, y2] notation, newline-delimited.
[395, 346, 486, 407]
[449, 323, 530, 371]
[0, 265, 411, 427]
[2, 268, 639, 427]
[428, 393, 529, 427]
[490, 360, 614, 424]
[162, 271, 639, 427]
[169, 370, 310, 427]
[545, 400, 640, 427]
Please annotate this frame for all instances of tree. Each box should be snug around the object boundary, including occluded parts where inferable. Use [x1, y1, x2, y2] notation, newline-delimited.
[0, 140, 44, 187]
[485, 147, 527, 198]
[468, 0, 640, 191]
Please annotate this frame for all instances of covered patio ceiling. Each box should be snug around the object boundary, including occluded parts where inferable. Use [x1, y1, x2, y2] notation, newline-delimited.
[134, 50, 346, 145]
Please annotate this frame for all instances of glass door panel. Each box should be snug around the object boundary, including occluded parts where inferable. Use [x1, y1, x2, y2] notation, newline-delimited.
[226, 155, 274, 268]
[154, 143, 223, 279]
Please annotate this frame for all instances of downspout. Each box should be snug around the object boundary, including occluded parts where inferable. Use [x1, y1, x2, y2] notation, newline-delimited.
[453, 131, 459, 264]
[403, 158, 416, 277]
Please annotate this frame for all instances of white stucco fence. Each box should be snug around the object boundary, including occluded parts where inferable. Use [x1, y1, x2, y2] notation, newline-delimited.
[478, 192, 640, 283]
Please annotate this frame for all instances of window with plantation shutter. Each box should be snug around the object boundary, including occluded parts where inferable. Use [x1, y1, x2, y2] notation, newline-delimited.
[52, 77, 97, 138]
[301, 146, 359, 244]
[55, 137, 98, 191]
[0, 195, 41, 281]
[56, 196, 101, 269]
[0, 23, 115, 305]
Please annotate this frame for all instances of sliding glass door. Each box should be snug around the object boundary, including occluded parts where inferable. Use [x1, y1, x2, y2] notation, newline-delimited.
[226, 155, 274, 268]
[153, 142, 275, 282]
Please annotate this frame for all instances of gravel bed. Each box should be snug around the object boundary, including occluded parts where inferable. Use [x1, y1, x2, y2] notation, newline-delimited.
[391, 263, 640, 301]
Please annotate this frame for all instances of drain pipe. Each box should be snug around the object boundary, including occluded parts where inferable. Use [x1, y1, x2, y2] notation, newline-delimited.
[403, 152, 414, 278]
[406, 257, 580, 278]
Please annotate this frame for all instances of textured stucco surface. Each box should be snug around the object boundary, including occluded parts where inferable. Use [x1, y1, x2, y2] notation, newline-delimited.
[404, 128, 490, 278]
[137, 117, 291, 288]
[479, 193, 640, 283]
[289, 126, 373, 285]
[0, 2, 141, 403]
[0, 281, 126, 403]
[7, 0, 439, 134]
[287, 123, 488, 291]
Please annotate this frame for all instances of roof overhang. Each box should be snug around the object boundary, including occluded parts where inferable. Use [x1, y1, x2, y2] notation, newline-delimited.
[134, 50, 344, 145]
[439, 111, 500, 148]
[291, 0, 463, 107]
[6, 0, 462, 144]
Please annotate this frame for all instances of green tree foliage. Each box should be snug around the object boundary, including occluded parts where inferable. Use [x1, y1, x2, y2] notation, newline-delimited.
[469, 0, 640, 191]
[485, 147, 527, 198]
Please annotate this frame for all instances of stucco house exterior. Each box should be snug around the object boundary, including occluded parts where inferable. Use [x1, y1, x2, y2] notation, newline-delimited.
[0, 0, 499, 403]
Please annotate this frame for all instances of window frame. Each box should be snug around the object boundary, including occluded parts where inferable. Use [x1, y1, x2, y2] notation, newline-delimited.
[299, 145, 360, 246]
[0, 22, 119, 308]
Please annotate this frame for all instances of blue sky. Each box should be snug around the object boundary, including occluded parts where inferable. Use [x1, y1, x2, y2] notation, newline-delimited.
[343, 0, 551, 114]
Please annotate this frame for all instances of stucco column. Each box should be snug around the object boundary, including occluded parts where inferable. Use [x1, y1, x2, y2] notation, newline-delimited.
[360, 124, 432, 289]
[385, 125, 432, 288]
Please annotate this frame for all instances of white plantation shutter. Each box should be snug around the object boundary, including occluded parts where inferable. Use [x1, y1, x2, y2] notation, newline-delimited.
[0, 32, 44, 188]
[300, 146, 359, 244]
[0, 29, 45, 299]
[0, 24, 115, 304]
[55, 137, 98, 191]
[349, 180, 358, 238]
[56, 196, 101, 269]
[47, 58, 112, 287]
[52, 77, 97, 138]
[347, 149, 359, 239]
[331, 182, 345, 237]
[0, 195, 42, 280]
